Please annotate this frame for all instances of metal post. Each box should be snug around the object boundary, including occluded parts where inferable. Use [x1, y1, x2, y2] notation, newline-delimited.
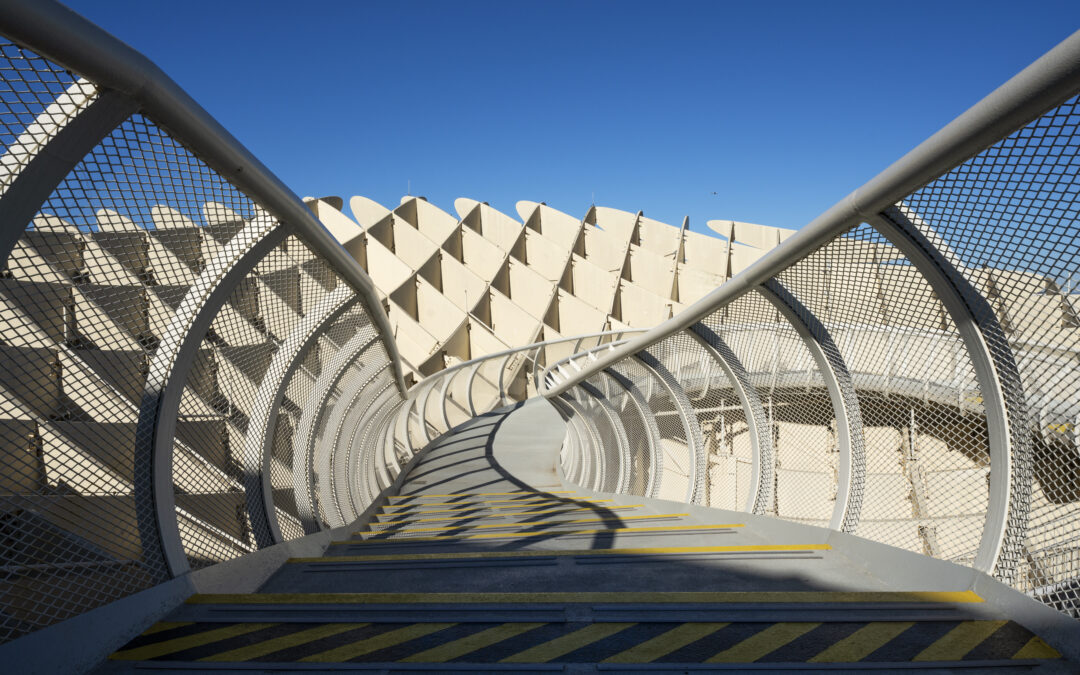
[244, 286, 357, 543]
[757, 279, 866, 532]
[604, 366, 664, 498]
[688, 322, 774, 514]
[871, 207, 1031, 579]
[635, 349, 708, 505]
[139, 215, 286, 577]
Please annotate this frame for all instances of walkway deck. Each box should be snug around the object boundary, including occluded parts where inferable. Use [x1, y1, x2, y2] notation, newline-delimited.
[101, 400, 1069, 671]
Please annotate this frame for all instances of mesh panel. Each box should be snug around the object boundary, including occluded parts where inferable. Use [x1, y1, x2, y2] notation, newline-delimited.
[902, 95, 1080, 612]
[774, 227, 987, 558]
[655, 331, 747, 511]
[0, 42, 81, 192]
[641, 338, 703, 504]
[703, 291, 835, 524]
[605, 363, 656, 497]
[0, 98, 265, 635]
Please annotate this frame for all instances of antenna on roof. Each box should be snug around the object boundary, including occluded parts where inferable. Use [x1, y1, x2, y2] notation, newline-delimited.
[407, 179, 411, 196]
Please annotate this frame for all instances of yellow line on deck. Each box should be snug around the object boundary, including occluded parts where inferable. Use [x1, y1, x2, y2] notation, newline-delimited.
[808, 621, 915, 662]
[358, 513, 719, 536]
[372, 504, 643, 526]
[501, 623, 635, 663]
[186, 590, 982, 605]
[603, 622, 729, 663]
[288, 544, 831, 563]
[339, 524, 739, 545]
[111, 623, 275, 661]
[203, 623, 367, 662]
[707, 622, 820, 662]
[913, 621, 1007, 661]
[388, 491, 572, 500]
[299, 623, 455, 662]
[1012, 636, 1062, 660]
[400, 622, 545, 663]
[382, 498, 610, 510]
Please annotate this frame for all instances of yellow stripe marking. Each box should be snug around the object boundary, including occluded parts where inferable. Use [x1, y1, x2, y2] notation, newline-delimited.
[379, 500, 612, 515]
[913, 620, 1007, 661]
[372, 505, 643, 526]
[141, 621, 192, 636]
[603, 622, 729, 663]
[383, 498, 610, 510]
[290, 544, 831, 563]
[187, 590, 977, 605]
[808, 621, 915, 662]
[204, 623, 367, 662]
[111, 623, 275, 660]
[401, 622, 545, 663]
[1012, 636, 1062, 660]
[501, 622, 634, 663]
[388, 491, 572, 500]
[299, 623, 456, 662]
[345, 524, 742, 545]
[362, 513, 713, 535]
[707, 622, 820, 662]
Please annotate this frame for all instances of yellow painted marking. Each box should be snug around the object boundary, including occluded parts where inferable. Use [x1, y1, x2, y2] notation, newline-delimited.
[188, 590, 976, 605]
[501, 622, 634, 663]
[372, 505, 643, 526]
[289, 544, 831, 563]
[141, 621, 193, 636]
[388, 491, 572, 500]
[379, 500, 612, 515]
[111, 623, 275, 661]
[362, 513, 713, 535]
[913, 620, 1007, 661]
[808, 621, 915, 662]
[204, 623, 367, 662]
[603, 622, 729, 663]
[345, 520, 743, 542]
[707, 622, 820, 662]
[1013, 636, 1062, 660]
[383, 498, 610, 510]
[300, 623, 456, 662]
[401, 622, 545, 663]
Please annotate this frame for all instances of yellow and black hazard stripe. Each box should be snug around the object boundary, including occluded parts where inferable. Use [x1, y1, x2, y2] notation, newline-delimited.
[112, 619, 1062, 664]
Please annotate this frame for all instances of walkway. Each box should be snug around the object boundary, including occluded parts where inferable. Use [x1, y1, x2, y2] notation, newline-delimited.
[101, 400, 1068, 671]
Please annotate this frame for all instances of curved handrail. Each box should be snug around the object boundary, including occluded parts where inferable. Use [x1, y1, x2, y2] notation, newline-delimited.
[540, 27, 1080, 399]
[0, 0, 407, 395]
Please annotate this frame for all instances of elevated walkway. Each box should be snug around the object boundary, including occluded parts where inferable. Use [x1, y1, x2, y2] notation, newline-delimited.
[102, 400, 1068, 671]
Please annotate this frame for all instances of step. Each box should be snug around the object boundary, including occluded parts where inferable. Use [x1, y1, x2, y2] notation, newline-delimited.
[354, 514, 735, 539]
[175, 591, 990, 623]
[368, 503, 644, 527]
[107, 605, 1063, 669]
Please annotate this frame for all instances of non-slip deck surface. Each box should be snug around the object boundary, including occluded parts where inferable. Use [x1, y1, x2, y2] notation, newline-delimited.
[102, 400, 1067, 671]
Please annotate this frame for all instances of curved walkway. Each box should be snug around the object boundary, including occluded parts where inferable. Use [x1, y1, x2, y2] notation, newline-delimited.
[102, 400, 1070, 671]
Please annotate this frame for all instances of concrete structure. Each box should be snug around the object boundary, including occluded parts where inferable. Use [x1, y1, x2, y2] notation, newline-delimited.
[309, 195, 791, 387]
[0, 1, 1079, 672]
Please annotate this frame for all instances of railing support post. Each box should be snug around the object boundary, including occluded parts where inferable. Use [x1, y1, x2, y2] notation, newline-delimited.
[757, 279, 866, 532]
[688, 322, 774, 514]
[872, 206, 1031, 580]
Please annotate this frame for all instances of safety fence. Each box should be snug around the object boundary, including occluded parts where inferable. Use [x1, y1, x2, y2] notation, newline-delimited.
[541, 32, 1080, 620]
[0, 1, 411, 645]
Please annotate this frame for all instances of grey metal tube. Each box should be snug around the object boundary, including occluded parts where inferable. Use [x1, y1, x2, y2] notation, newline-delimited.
[0, 0, 408, 397]
[542, 27, 1080, 398]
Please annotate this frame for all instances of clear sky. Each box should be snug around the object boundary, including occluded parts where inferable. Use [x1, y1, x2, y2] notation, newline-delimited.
[61, 0, 1080, 236]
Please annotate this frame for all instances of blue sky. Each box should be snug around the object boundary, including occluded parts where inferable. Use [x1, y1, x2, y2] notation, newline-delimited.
[62, 1, 1080, 236]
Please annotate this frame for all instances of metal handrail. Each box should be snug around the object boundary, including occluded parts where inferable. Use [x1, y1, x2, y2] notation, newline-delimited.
[0, 0, 407, 395]
[541, 28, 1080, 398]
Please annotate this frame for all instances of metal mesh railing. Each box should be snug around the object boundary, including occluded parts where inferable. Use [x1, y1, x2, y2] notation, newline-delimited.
[539, 32, 1080, 621]
[0, 17, 404, 645]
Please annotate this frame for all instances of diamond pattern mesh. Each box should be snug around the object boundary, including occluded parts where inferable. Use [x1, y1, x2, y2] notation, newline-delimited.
[0, 42, 400, 642]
